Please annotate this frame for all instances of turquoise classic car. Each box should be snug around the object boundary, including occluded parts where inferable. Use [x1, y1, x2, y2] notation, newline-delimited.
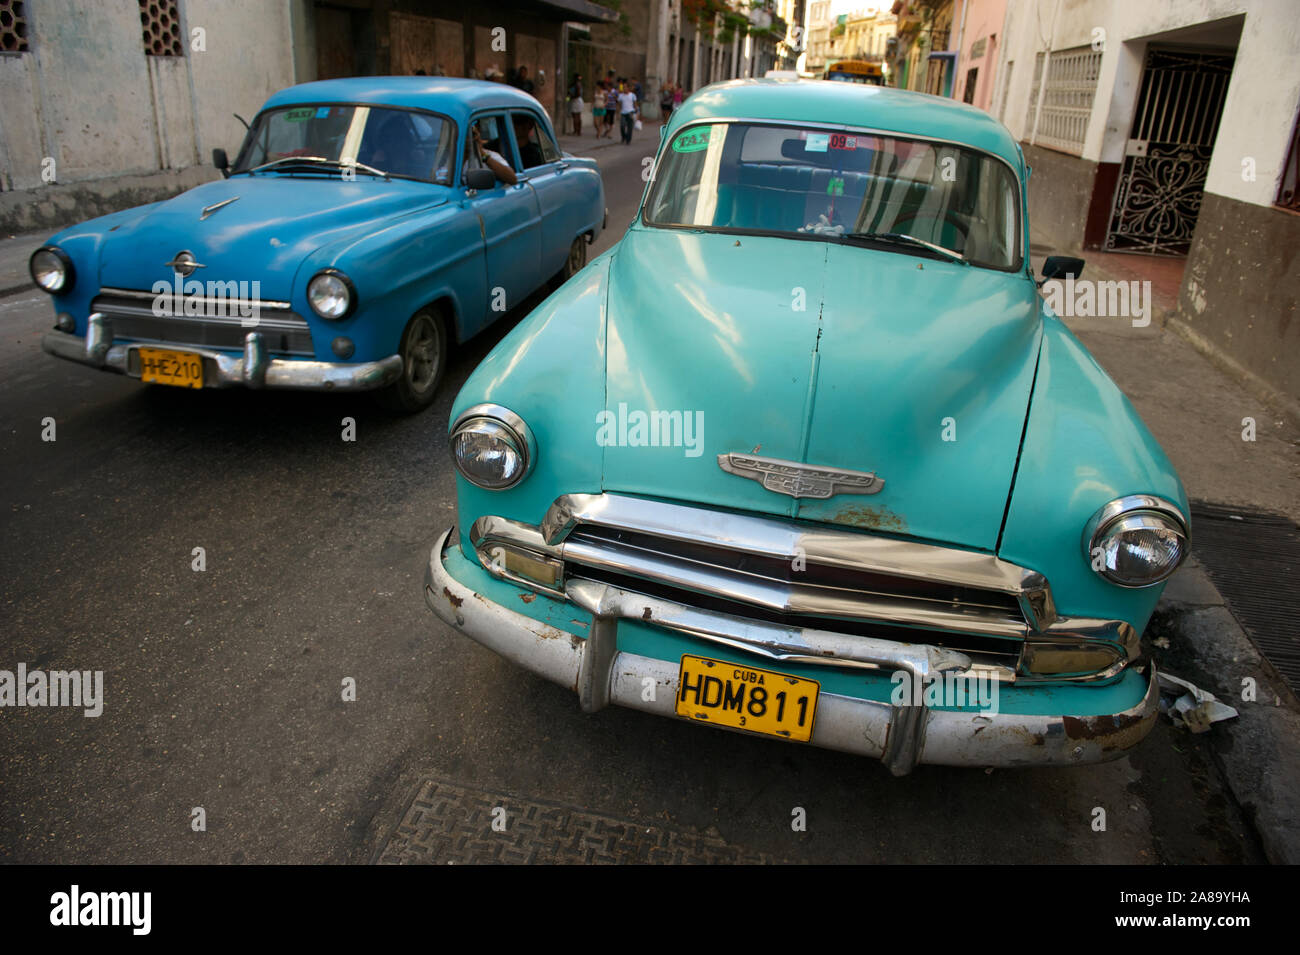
[425, 80, 1190, 773]
[31, 77, 604, 412]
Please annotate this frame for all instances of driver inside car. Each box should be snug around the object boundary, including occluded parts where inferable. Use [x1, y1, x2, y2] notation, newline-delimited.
[465, 124, 518, 185]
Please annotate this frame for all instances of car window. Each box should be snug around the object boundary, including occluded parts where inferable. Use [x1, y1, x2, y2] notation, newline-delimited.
[644, 122, 1021, 271]
[509, 112, 557, 170]
[467, 114, 519, 172]
[235, 105, 455, 184]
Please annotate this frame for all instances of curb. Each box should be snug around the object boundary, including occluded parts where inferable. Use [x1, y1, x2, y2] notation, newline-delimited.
[1158, 558, 1300, 864]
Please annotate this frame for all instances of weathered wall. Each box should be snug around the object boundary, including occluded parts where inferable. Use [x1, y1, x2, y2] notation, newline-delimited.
[0, 0, 295, 234]
[1177, 194, 1300, 402]
[1022, 142, 1097, 254]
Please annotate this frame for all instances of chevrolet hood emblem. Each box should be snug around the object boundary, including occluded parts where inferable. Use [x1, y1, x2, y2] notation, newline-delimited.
[717, 453, 884, 499]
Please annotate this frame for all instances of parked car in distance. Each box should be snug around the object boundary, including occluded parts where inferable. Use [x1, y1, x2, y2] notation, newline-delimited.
[32, 77, 605, 412]
[425, 79, 1190, 773]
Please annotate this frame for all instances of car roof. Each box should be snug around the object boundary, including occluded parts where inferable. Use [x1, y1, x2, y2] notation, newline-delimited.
[259, 77, 545, 124]
[668, 78, 1023, 171]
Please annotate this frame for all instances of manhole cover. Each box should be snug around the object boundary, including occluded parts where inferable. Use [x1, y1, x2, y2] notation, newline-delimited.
[377, 777, 781, 865]
[1189, 502, 1300, 694]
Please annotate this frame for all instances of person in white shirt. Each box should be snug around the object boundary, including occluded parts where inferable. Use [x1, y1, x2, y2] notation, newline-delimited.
[617, 86, 638, 144]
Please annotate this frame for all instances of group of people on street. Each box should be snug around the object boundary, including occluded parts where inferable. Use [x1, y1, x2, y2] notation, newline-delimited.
[568, 73, 685, 143]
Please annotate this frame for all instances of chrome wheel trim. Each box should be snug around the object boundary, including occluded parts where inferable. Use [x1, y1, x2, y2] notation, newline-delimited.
[567, 237, 586, 276]
[405, 313, 439, 393]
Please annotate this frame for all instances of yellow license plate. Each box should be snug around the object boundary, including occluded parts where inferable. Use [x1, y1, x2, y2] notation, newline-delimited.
[675, 655, 819, 742]
[138, 347, 203, 389]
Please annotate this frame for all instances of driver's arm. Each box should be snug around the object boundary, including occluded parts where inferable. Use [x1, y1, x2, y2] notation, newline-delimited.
[472, 128, 518, 185]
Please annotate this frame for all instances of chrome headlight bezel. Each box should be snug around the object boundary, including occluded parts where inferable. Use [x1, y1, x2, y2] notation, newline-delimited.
[1083, 494, 1190, 588]
[449, 403, 535, 491]
[30, 246, 74, 294]
[306, 268, 356, 320]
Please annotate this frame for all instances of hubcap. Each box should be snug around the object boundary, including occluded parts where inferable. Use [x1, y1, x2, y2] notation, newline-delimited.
[568, 238, 586, 275]
[405, 314, 439, 392]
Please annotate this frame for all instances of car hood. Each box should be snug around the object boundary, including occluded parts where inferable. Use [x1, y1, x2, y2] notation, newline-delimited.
[96, 176, 448, 300]
[600, 228, 1042, 551]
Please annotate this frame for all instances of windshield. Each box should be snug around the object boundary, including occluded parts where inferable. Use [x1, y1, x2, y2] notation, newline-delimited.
[233, 105, 456, 184]
[643, 122, 1021, 270]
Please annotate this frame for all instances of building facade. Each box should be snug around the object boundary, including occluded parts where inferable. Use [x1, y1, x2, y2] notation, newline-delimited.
[991, 0, 1300, 408]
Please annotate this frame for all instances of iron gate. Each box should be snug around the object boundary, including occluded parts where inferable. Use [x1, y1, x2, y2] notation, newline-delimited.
[1105, 46, 1235, 255]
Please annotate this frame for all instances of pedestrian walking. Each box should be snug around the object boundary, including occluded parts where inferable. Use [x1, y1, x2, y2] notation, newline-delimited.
[660, 83, 674, 123]
[568, 74, 584, 135]
[617, 82, 638, 144]
[603, 82, 618, 138]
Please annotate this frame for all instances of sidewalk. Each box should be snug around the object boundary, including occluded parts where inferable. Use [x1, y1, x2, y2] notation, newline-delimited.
[1033, 233, 1300, 864]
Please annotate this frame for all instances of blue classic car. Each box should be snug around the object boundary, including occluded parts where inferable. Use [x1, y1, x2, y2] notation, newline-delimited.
[31, 77, 604, 411]
[425, 80, 1190, 773]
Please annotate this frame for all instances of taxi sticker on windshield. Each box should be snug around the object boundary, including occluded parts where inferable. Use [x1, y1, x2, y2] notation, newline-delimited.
[285, 108, 315, 123]
[672, 127, 713, 152]
[805, 132, 830, 152]
[315, 106, 331, 118]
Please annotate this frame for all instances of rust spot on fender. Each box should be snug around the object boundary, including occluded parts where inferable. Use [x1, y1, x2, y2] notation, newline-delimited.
[1063, 710, 1154, 751]
[519, 592, 536, 603]
[831, 504, 906, 533]
[442, 587, 463, 609]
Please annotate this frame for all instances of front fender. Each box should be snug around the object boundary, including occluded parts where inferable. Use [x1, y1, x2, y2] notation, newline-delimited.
[998, 313, 1189, 633]
[293, 200, 483, 361]
[450, 250, 614, 554]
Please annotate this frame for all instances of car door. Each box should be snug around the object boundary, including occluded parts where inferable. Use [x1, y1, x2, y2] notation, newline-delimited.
[465, 112, 542, 316]
[510, 109, 577, 279]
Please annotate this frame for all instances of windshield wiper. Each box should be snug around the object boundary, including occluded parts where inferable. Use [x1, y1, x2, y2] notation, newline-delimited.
[843, 231, 968, 265]
[244, 156, 390, 180]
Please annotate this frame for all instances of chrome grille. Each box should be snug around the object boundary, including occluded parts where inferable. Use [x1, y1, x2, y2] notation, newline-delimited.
[561, 523, 1028, 666]
[92, 288, 313, 357]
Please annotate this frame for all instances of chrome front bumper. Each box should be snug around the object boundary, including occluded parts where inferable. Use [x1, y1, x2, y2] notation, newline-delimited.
[42, 319, 402, 392]
[425, 527, 1160, 774]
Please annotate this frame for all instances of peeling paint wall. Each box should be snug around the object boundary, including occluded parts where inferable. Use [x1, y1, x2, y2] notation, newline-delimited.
[0, 0, 295, 226]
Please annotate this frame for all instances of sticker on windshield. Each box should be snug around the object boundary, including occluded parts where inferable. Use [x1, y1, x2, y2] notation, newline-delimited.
[315, 106, 330, 119]
[805, 133, 829, 152]
[672, 128, 712, 152]
[285, 108, 315, 123]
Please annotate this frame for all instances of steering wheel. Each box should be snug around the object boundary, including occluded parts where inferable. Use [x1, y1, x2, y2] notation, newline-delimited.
[889, 209, 970, 247]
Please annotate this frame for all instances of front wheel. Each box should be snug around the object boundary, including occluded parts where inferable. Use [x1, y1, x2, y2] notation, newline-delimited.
[376, 307, 447, 414]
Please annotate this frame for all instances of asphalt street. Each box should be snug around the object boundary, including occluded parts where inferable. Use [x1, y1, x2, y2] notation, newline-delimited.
[0, 132, 1266, 864]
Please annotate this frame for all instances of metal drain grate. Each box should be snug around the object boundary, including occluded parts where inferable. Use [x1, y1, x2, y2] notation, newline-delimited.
[1189, 502, 1300, 694]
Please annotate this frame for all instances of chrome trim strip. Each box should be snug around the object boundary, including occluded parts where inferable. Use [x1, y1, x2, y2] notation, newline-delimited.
[426, 528, 1162, 773]
[41, 329, 401, 392]
[98, 287, 294, 311]
[200, 196, 240, 220]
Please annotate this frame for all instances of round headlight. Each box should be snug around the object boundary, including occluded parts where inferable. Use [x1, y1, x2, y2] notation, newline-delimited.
[1084, 495, 1189, 588]
[30, 247, 74, 294]
[450, 405, 534, 490]
[307, 270, 355, 320]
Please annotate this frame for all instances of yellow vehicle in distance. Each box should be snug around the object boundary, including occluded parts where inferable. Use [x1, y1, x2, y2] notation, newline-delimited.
[824, 59, 885, 85]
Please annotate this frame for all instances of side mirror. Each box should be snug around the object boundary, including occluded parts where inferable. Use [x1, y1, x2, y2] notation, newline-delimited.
[1038, 255, 1084, 285]
[464, 167, 497, 191]
[212, 148, 230, 178]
